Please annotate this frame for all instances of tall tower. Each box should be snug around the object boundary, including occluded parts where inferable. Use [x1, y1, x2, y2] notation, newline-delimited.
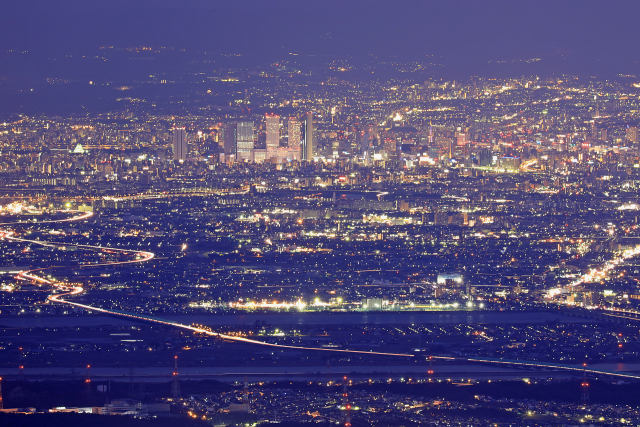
[221, 123, 237, 158]
[342, 376, 351, 427]
[236, 121, 254, 162]
[171, 355, 180, 399]
[243, 377, 250, 410]
[288, 117, 301, 161]
[172, 127, 188, 161]
[302, 112, 314, 161]
[580, 362, 589, 404]
[265, 114, 280, 161]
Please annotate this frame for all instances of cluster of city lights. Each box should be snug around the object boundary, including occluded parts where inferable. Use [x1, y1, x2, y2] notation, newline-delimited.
[546, 245, 640, 301]
[4, 202, 640, 382]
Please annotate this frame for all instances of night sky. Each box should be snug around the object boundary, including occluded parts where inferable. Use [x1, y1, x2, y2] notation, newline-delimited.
[2, 0, 640, 71]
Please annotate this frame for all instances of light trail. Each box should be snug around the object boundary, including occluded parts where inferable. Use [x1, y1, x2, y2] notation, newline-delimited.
[0, 210, 93, 226]
[3, 209, 640, 380]
[460, 357, 640, 380]
[601, 312, 640, 322]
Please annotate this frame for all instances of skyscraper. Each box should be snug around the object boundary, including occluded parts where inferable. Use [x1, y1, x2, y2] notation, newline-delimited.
[265, 114, 280, 160]
[221, 123, 237, 159]
[172, 127, 187, 161]
[302, 112, 314, 161]
[236, 121, 254, 162]
[288, 117, 301, 161]
[455, 130, 467, 147]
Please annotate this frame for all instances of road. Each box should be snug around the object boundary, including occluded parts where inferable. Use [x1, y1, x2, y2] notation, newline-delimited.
[1, 209, 640, 380]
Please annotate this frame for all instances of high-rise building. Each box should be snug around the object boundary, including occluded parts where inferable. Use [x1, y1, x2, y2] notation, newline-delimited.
[627, 126, 638, 144]
[221, 123, 236, 158]
[288, 117, 301, 160]
[361, 125, 378, 151]
[302, 112, 314, 161]
[477, 148, 492, 166]
[236, 121, 254, 162]
[172, 127, 187, 161]
[265, 114, 280, 160]
[599, 128, 608, 142]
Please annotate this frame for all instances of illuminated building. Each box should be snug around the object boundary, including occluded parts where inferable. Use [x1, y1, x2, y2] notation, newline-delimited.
[265, 114, 280, 161]
[172, 127, 187, 161]
[302, 112, 314, 161]
[236, 121, 254, 162]
[455, 130, 467, 146]
[221, 123, 236, 159]
[253, 148, 267, 163]
[288, 117, 301, 161]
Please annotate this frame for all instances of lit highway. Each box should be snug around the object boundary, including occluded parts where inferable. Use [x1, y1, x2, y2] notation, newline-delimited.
[545, 244, 640, 319]
[2, 209, 640, 380]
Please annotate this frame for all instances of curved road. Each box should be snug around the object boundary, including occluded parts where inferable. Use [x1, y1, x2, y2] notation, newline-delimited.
[2, 210, 640, 380]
